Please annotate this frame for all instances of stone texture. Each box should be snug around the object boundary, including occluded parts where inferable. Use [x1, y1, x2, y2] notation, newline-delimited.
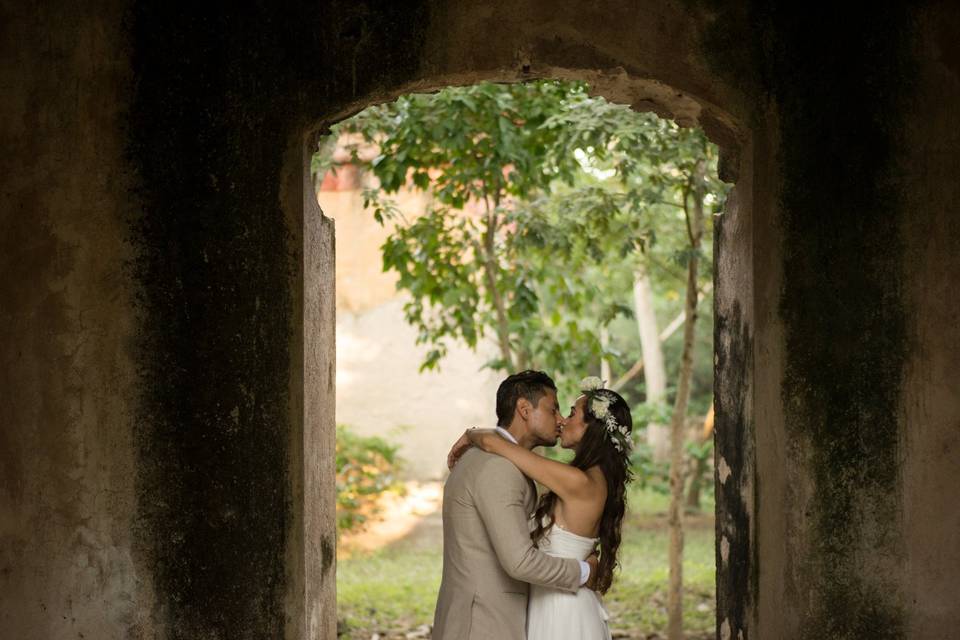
[1, 1, 958, 639]
[0, 1, 144, 638]
[900, 6, 960, 638]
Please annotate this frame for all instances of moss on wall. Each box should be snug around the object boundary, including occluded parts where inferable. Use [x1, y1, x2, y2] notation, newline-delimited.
[764, 4, 916, 638]
[118, 0, 925, 636]
[695, 1, 920, 636]
[127, 5, 296, 635]
[126, 2, 431, 636]
[713, 298, 754, 638]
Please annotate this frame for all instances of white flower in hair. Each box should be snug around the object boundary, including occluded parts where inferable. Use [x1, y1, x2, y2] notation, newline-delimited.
[591, 394, 613, 419]
[578, 378, 632, 458]
[579, 376, 605, 392]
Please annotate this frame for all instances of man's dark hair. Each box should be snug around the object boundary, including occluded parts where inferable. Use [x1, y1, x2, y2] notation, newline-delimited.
[495, 370, 557, 427]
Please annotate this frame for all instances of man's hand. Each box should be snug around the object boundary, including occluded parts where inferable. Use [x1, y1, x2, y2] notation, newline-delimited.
[446, 430, 473, 470]
[585, 553, 600, 590]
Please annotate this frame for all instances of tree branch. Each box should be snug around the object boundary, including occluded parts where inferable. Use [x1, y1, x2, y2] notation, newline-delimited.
[682, 179, 696, 248]
[610, 281, 712, 392]
[479, 184, 514, 370]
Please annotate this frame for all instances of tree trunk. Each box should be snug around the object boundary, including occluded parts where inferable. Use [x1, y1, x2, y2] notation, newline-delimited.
[611, 294, 710, 393]
[667, 160, 706, 640]
[632, 268, 670, 460]
[480, 198, 514, 371]
[685, 455, 707, 511]
[481, 249, 514, 370]
[600, 325, 612, 383]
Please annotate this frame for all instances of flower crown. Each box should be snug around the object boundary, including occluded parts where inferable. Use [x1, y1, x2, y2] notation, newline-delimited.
[579, 376, 632, 455]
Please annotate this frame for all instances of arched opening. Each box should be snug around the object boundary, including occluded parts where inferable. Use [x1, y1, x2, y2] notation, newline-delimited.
[294, 68, 753, 639]
[10, 2, 955, 639]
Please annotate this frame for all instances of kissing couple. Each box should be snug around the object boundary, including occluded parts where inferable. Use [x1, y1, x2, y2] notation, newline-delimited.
[432, 370, 634, 640]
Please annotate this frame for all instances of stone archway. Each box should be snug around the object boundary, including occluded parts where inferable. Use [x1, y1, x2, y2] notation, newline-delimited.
[10, 2, 955, 639]
[294, 64, 755, 640]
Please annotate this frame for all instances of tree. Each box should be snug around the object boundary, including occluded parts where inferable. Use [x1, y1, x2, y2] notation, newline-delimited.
[329, 81, 650, 392]
[331, 82, 596, 374]
[527, 97, 722, 639]
[664, 157, 707, 640]
[324, 82, 724, 391]
[633, 269, 669, 458]
[317, 81, 728, 636]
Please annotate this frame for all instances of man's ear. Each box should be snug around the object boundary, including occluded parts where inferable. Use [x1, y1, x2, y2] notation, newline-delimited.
[517, 398, 531, 421]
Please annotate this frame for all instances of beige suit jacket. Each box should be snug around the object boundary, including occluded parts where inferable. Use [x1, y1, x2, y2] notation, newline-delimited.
[432, 448, 582, 640]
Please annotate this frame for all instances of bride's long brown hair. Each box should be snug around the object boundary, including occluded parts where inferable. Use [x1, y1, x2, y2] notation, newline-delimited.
[531, 389, 634, 594]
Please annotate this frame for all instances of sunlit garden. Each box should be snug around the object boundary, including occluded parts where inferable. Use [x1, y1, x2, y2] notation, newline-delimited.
[318, 79, 726, 639]
[336, 484, 715, 639]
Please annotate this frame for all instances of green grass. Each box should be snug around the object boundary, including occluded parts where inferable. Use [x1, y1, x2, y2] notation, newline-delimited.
[337, 486, 716, 638]
[337, 546, 444, 636]
[604, 525, 715, 637]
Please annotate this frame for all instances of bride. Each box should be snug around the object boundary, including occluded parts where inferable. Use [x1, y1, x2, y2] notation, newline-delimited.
[447, 377, 633, 640]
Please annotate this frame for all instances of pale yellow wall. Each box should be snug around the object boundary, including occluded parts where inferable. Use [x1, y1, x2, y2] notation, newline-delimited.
[318, 163, 501, 479]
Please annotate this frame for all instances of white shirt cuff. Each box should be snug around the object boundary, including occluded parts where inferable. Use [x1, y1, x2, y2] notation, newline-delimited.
[579, 560, 590, 586]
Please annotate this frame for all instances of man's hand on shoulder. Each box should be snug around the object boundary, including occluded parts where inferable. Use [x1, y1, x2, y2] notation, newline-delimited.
[585, 553, 599, 590]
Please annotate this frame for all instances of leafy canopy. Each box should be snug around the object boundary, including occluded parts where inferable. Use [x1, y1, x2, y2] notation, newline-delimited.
[318, 80, 726, 398]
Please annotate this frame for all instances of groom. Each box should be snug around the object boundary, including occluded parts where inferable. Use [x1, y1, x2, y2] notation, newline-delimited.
[432, 370, 595, 640]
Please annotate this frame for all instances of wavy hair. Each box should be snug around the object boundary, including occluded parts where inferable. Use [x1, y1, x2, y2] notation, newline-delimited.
[530, 389, 633, 594]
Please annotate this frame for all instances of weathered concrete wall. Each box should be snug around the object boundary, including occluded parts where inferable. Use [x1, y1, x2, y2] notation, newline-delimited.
[2, 0, 959, 639]
[297, 141, 338, 640]
[740, 5, 932, 638]
[0, 1, 145, 638]
[900, 6, 960, 638]
[713, 138, 756, 640]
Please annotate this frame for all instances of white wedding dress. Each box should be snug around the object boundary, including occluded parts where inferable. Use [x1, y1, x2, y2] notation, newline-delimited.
[526, 521, 612, 640]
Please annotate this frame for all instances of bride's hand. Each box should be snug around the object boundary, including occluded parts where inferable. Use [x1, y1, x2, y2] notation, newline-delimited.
[447, 430, 473, 470]
[466, 428, 498, 451]
[448, 428, 501, 469]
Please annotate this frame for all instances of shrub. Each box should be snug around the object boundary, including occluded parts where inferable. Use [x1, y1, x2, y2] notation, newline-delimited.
[336, 424, 405, 534]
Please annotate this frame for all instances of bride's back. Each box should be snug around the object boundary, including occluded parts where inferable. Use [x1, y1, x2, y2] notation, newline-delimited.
[547, 464, 608, 538]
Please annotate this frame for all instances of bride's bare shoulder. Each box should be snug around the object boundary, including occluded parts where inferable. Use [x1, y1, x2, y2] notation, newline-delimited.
[584, 465, 609, 493]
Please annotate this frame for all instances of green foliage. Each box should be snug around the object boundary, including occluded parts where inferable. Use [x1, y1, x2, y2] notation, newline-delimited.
[335, 424, 405, 533]
[336, 486, 716, 639]
[318, 80, 728, 405]
[629, 432, 671, 494]
[310, 134, 339, 179]
[685, 437, 716, 504]
[625, 403, 715, 501]
[685, 437, 714, 466]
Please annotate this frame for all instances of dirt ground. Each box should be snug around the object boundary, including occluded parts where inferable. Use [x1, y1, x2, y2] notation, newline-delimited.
[338, 481, 445, 558]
